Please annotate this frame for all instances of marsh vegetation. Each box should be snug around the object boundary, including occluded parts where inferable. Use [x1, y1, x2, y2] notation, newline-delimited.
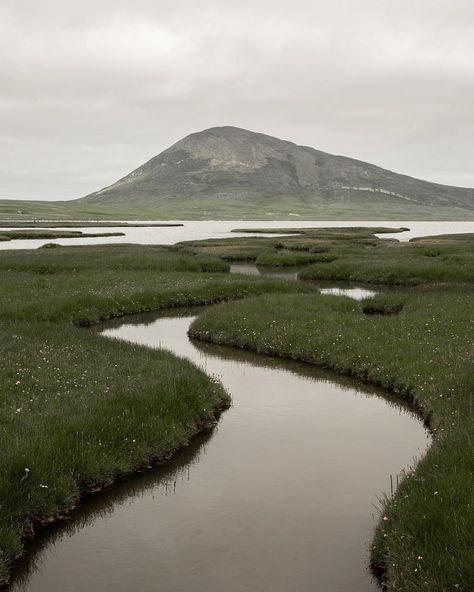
[0, 230, 125, 242]
[1, 228, 473, 591]
[187, 228, 474, 591]
[8, 309, 427, 592]
[0, 244, 312, 586]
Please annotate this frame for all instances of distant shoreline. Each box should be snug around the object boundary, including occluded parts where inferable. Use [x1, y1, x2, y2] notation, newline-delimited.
[0, 222, 184, 228]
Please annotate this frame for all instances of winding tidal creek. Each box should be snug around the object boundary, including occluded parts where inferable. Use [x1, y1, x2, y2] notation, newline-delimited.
[10, 307, 430, 592]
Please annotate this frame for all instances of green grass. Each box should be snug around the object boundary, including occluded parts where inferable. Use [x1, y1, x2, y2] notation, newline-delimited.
[255, 250, 337, 266]
[189, 286, 474, 590]
[0, 230, 124, 241]
[1, 195, 474, 220]
[0, 244, 230, 275]
[178, 227, 392, 265]
[2, 231, 473, 590]
[0, 244, 314, 586]
[0, 321, 230, 581]
[191, 235, 474, 592]
[299, 236, 474, 285]
[181, 228, 474, 286]
[230, 226, 409, 235]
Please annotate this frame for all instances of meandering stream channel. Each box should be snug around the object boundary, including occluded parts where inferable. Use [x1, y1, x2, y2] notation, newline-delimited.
[11, 299, 429, 591]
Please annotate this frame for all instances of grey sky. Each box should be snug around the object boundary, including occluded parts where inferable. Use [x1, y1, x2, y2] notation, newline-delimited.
[1, 0, 473, 200]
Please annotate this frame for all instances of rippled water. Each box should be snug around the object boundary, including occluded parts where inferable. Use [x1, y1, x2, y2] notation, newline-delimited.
[11, 308, 429, 592]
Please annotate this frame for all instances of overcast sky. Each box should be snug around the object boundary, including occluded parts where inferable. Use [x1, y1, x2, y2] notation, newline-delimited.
[1, 0, 474, 200]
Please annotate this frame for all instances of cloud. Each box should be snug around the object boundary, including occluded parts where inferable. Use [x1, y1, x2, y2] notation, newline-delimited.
[1, 0, 473, 199]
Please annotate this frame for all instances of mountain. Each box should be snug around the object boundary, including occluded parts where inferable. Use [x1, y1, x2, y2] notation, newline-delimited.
[76, 126, 474, 219]
[1, 126, 473, 221]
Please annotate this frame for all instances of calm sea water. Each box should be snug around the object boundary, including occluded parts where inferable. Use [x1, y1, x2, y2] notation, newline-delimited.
[0, 220, 473, 249]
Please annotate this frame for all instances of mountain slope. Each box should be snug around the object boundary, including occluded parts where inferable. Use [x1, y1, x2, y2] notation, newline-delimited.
[79, 126, 474, 216]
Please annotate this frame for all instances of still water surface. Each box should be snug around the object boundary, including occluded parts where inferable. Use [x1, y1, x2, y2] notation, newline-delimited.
[0, 219, 473, 249]
[11, 308, 429, 592]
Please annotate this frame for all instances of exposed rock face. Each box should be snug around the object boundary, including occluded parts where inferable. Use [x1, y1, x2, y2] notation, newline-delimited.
[81, 126, 474, 211]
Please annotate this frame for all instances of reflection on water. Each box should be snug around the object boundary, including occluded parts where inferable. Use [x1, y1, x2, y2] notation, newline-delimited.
[11, 429, 214, 591]
[319, 287, 377, 300]
[10, 308, 429, 592]
[230, 263, 302, 281]
[230, 263, 378, 300]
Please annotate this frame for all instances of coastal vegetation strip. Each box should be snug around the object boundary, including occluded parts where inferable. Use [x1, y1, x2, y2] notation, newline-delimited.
[230, 226, 409, 235]
[2, 197, 474, 221]
[0, 244, 314, 586]
[0, 222, 184, 228]
[0, 230, 125, 241]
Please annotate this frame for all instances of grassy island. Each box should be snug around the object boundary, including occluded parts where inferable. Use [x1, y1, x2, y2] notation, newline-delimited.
[0, 229, 125, 242]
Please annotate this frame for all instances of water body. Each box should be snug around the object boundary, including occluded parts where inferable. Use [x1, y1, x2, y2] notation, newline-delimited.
[11, 308, 429, 592]
[229, 263, 378, 300]
[0, 219, 473, 249]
